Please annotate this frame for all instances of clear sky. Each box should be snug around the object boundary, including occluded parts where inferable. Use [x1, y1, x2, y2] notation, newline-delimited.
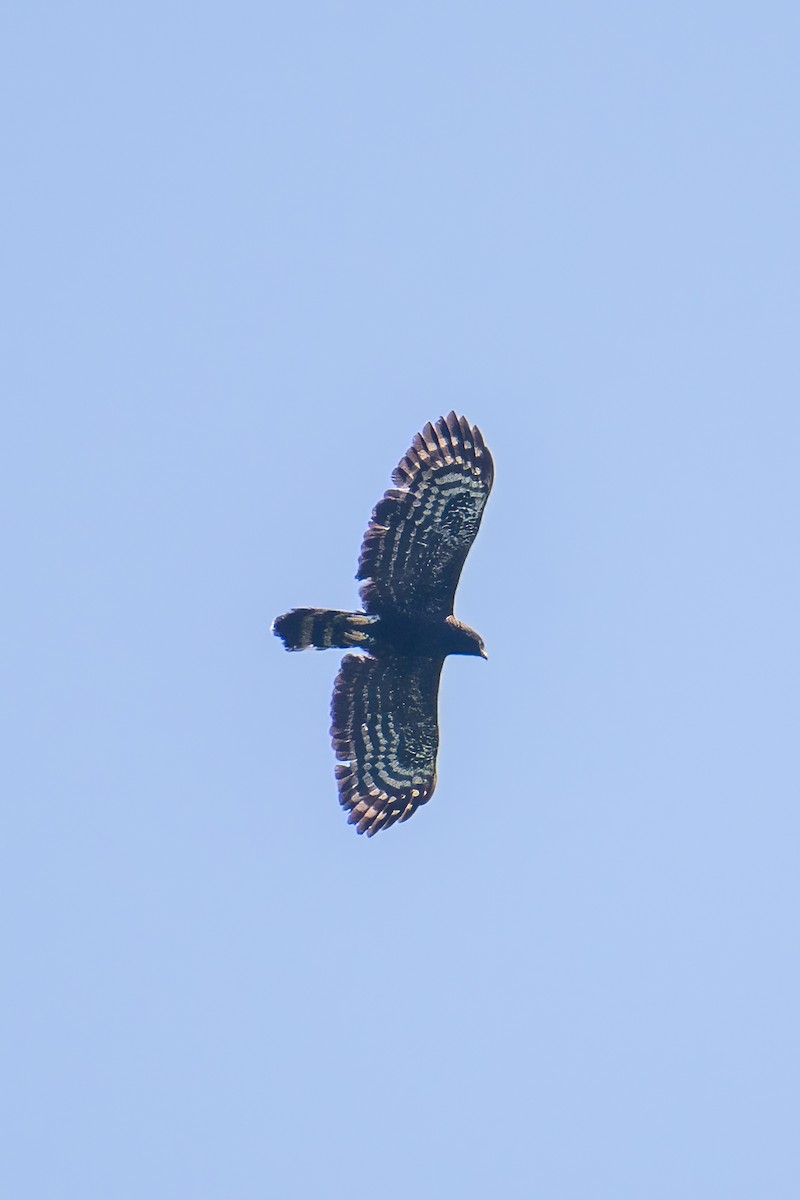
[3, 3, 799, 1197]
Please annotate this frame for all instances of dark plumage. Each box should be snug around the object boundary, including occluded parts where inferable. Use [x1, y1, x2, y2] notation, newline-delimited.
[273, 412, 493, 835]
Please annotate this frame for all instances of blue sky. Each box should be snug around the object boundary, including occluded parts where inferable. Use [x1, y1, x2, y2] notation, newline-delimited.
[3, 3, 799, 1196]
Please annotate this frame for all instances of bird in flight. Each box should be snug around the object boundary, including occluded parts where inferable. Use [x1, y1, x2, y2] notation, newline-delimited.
[273, 412, 493, 836]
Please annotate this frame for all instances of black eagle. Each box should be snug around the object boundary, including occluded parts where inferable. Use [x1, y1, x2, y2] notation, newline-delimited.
[273, 412, 493, 835]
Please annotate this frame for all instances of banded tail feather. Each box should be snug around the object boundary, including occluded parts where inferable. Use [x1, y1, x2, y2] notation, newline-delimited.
[272, 608, 376, 652]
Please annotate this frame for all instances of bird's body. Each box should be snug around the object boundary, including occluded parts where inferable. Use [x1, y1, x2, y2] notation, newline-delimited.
[273, 411, 493, 836]
[274, 607, 485, 659]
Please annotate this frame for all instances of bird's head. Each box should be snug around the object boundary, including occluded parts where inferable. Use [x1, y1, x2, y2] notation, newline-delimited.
[446, 617, 488, 659]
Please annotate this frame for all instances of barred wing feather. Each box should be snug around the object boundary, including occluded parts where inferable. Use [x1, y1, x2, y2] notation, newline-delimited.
[331, 652, 445, 836]
[357, 412, 494, 617]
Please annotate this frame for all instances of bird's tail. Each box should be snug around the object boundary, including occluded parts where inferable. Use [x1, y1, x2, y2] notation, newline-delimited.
[272, 608, 376, 652]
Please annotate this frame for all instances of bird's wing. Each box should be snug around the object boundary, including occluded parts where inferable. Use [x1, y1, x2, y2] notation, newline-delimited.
[357, 412, 493, 617]
[330, 652, 444, 835]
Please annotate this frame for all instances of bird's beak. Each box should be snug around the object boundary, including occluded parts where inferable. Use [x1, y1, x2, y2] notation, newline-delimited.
[479, 647, 488, 660]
